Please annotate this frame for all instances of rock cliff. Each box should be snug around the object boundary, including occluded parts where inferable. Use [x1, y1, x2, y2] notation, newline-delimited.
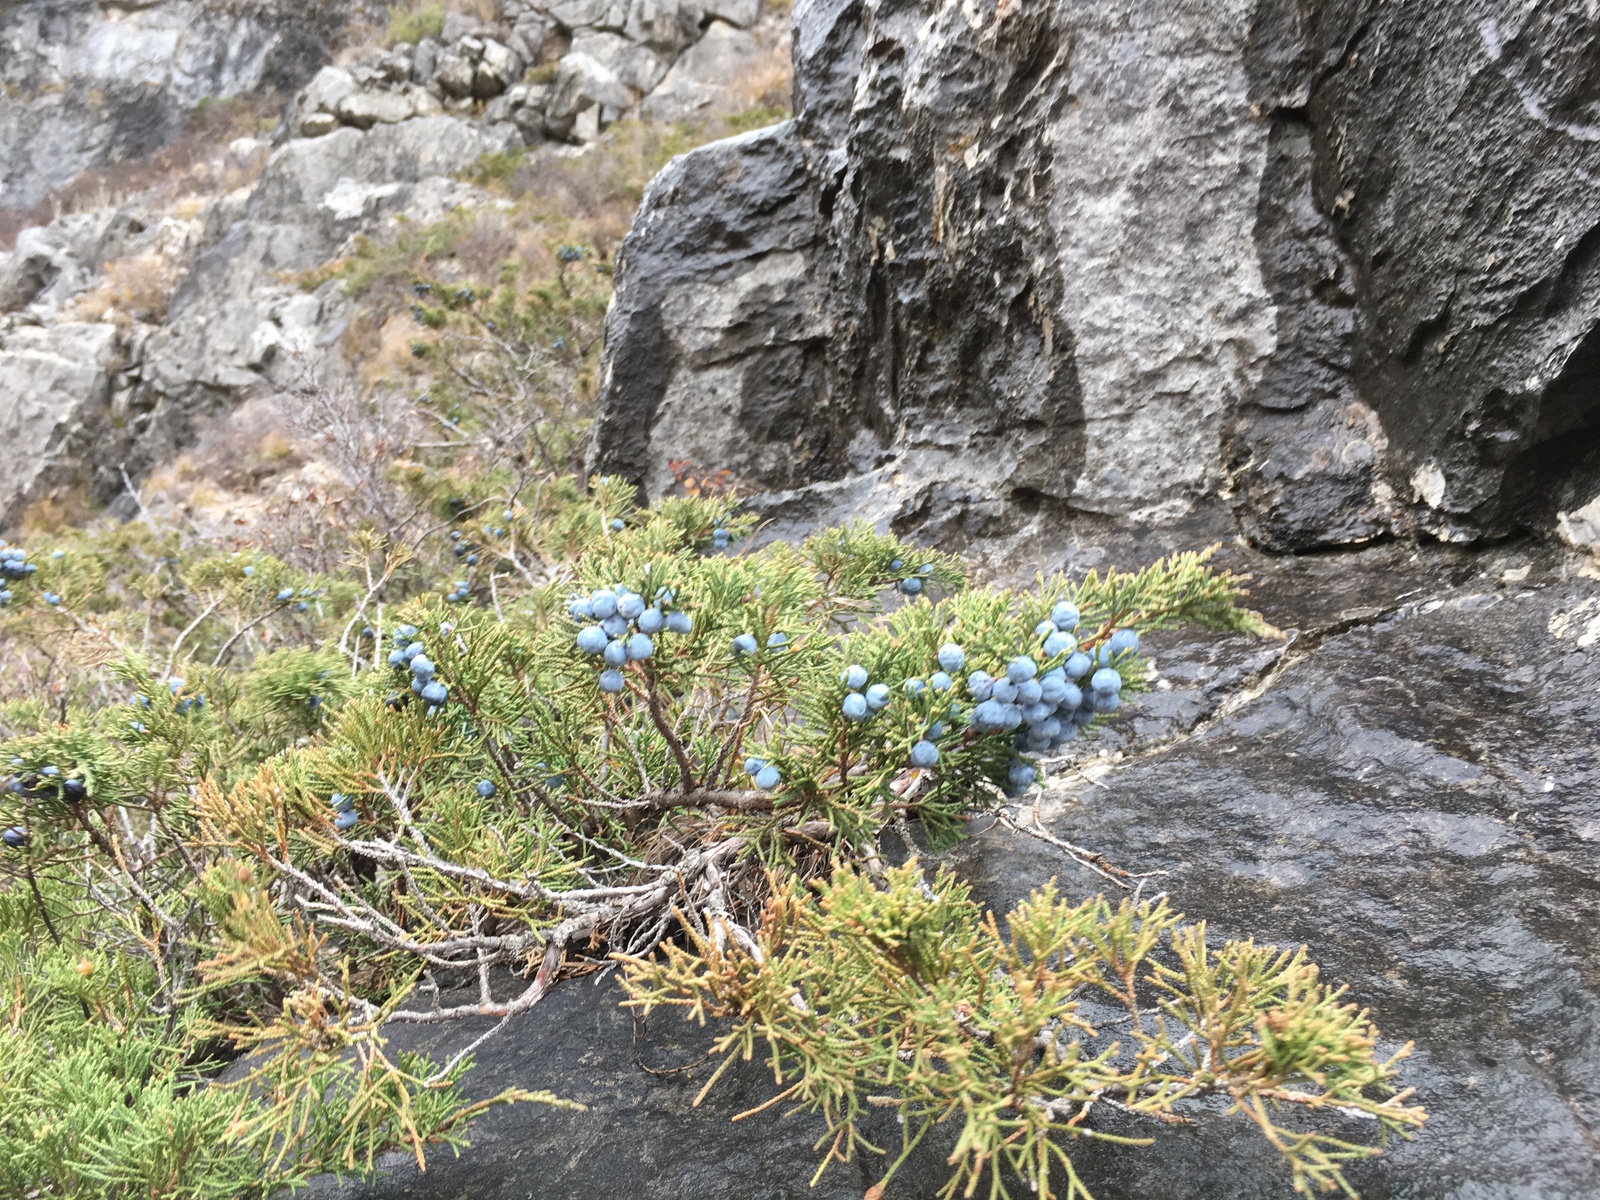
[594, 0, 1600, 551]
[0, 0, 344, 211]
[0, 0, 785, 522]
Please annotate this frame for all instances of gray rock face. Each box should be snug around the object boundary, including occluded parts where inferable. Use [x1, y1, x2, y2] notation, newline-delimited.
[591, 121, 829, 497]
[945, 541, 1600, 1198]
[130, 115, 518, 448]
[0, 208, 149, 311]
[0, 0, 343, 210]
[0, 323, 134, 519]
[595, 0, 1600, 550]
[640, 19, 760, 121]
[301, 537, 1600, 1198]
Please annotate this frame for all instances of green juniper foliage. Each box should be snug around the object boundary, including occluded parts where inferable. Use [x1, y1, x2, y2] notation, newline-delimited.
[0, 491, 1423, 1198]
[621, 865, 1426, 1200]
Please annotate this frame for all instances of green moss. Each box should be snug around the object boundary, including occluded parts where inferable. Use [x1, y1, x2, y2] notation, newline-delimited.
[726, 104, 792, 133]
[387, 1, 444, 46]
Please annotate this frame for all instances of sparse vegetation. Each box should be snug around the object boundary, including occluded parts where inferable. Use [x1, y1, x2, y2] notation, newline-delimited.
[387, 0, 445, 46]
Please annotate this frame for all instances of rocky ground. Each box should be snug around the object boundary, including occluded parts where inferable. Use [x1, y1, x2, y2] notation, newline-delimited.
[291, 526, 1600, 1199]
[0, 0, 790, 526]
[3, 2, 1599, 1196]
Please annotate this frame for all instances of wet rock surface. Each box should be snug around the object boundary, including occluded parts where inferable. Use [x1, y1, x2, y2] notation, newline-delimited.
[595, 0, 1600, 551]
[310, 538, 1600, 1198]
[954, 540, 1600, 1198]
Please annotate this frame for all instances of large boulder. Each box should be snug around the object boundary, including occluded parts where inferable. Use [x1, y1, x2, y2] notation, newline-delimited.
[591, 121, 828, 497]
[0, 323, 131, 520]
[569, 31, 671, 94]
[545, 52, 636, 140]
[640, 20, 760, 121]
[594, 0, 1600, 551]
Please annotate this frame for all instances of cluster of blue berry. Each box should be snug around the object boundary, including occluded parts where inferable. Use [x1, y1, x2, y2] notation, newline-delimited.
[957, 604, 1139, 791]
[3, 761, 90, 848]
[891, 558, 935, 595]
[386, 625, 451, 708]
[710, 525, 734, 551]
[731, 630, 787, 657]
[0, 543, 36, 606]
[275, 586, 318, 613]
[894, 643, 971, 768]
[330, 791, 358, 831]
[143, 677, 207, 715]
[839, 662, 893, 722]
[742, 756, 781, 791]
[570, 584, 692, 694]
[449, 529, 481, 567]
[483, 510, 513, 540]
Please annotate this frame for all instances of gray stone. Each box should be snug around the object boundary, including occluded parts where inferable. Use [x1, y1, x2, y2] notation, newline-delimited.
[569, 31, 669, 95]
[292, 65, 359, 135]
[545, 52, 634, 137]
[433, 52, 477, 98]
[0, 323, 124, 519]
[702, 0, 758, 28]
[1556, 494, 1600, 552]
[378, 51, 413, 84]
[639, 19, 758, 121]
[591, 121, 826, 496]
[508, 15, 555, 64]
[544, 0, 625, 32]
[0, 208, 148, 312]
[596, 0, 1600, 553]
[298, 112, 340, 138]
[473, 39, 524, 98]
[621, 0, 706, 54]
[0, 0, 346, 209]
[483, 82, 552, 129]
[334, 88, 438, 130]
[411, 36, 441, 82]
[440, 10, 490, 43]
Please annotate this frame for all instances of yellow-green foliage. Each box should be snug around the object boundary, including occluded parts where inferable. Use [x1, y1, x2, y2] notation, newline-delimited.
[622, 864, 1428, 1200]
[0, 490, 1421, 1198]
[387, 1, 444, 45]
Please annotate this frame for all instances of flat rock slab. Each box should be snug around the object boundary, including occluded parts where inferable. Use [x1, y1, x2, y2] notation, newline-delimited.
[310, 543, 1600, 1198]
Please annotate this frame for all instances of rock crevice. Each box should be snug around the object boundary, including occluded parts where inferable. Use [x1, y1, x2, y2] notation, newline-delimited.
[595, 0, 1600, 550]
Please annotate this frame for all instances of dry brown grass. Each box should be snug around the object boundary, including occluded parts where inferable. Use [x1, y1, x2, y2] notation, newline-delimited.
[66, 251, 183, 325]
[14, 481, 98, 535]
[725, 32, 795, 113]
[0, 94, 281, 249]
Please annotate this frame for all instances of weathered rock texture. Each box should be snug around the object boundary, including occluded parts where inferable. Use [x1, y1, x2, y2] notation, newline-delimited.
[284, 0, 776, 146]
[0, 0, 787, 521]
[0, 0, 344, 210]
[594, 0, 1600, 551]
